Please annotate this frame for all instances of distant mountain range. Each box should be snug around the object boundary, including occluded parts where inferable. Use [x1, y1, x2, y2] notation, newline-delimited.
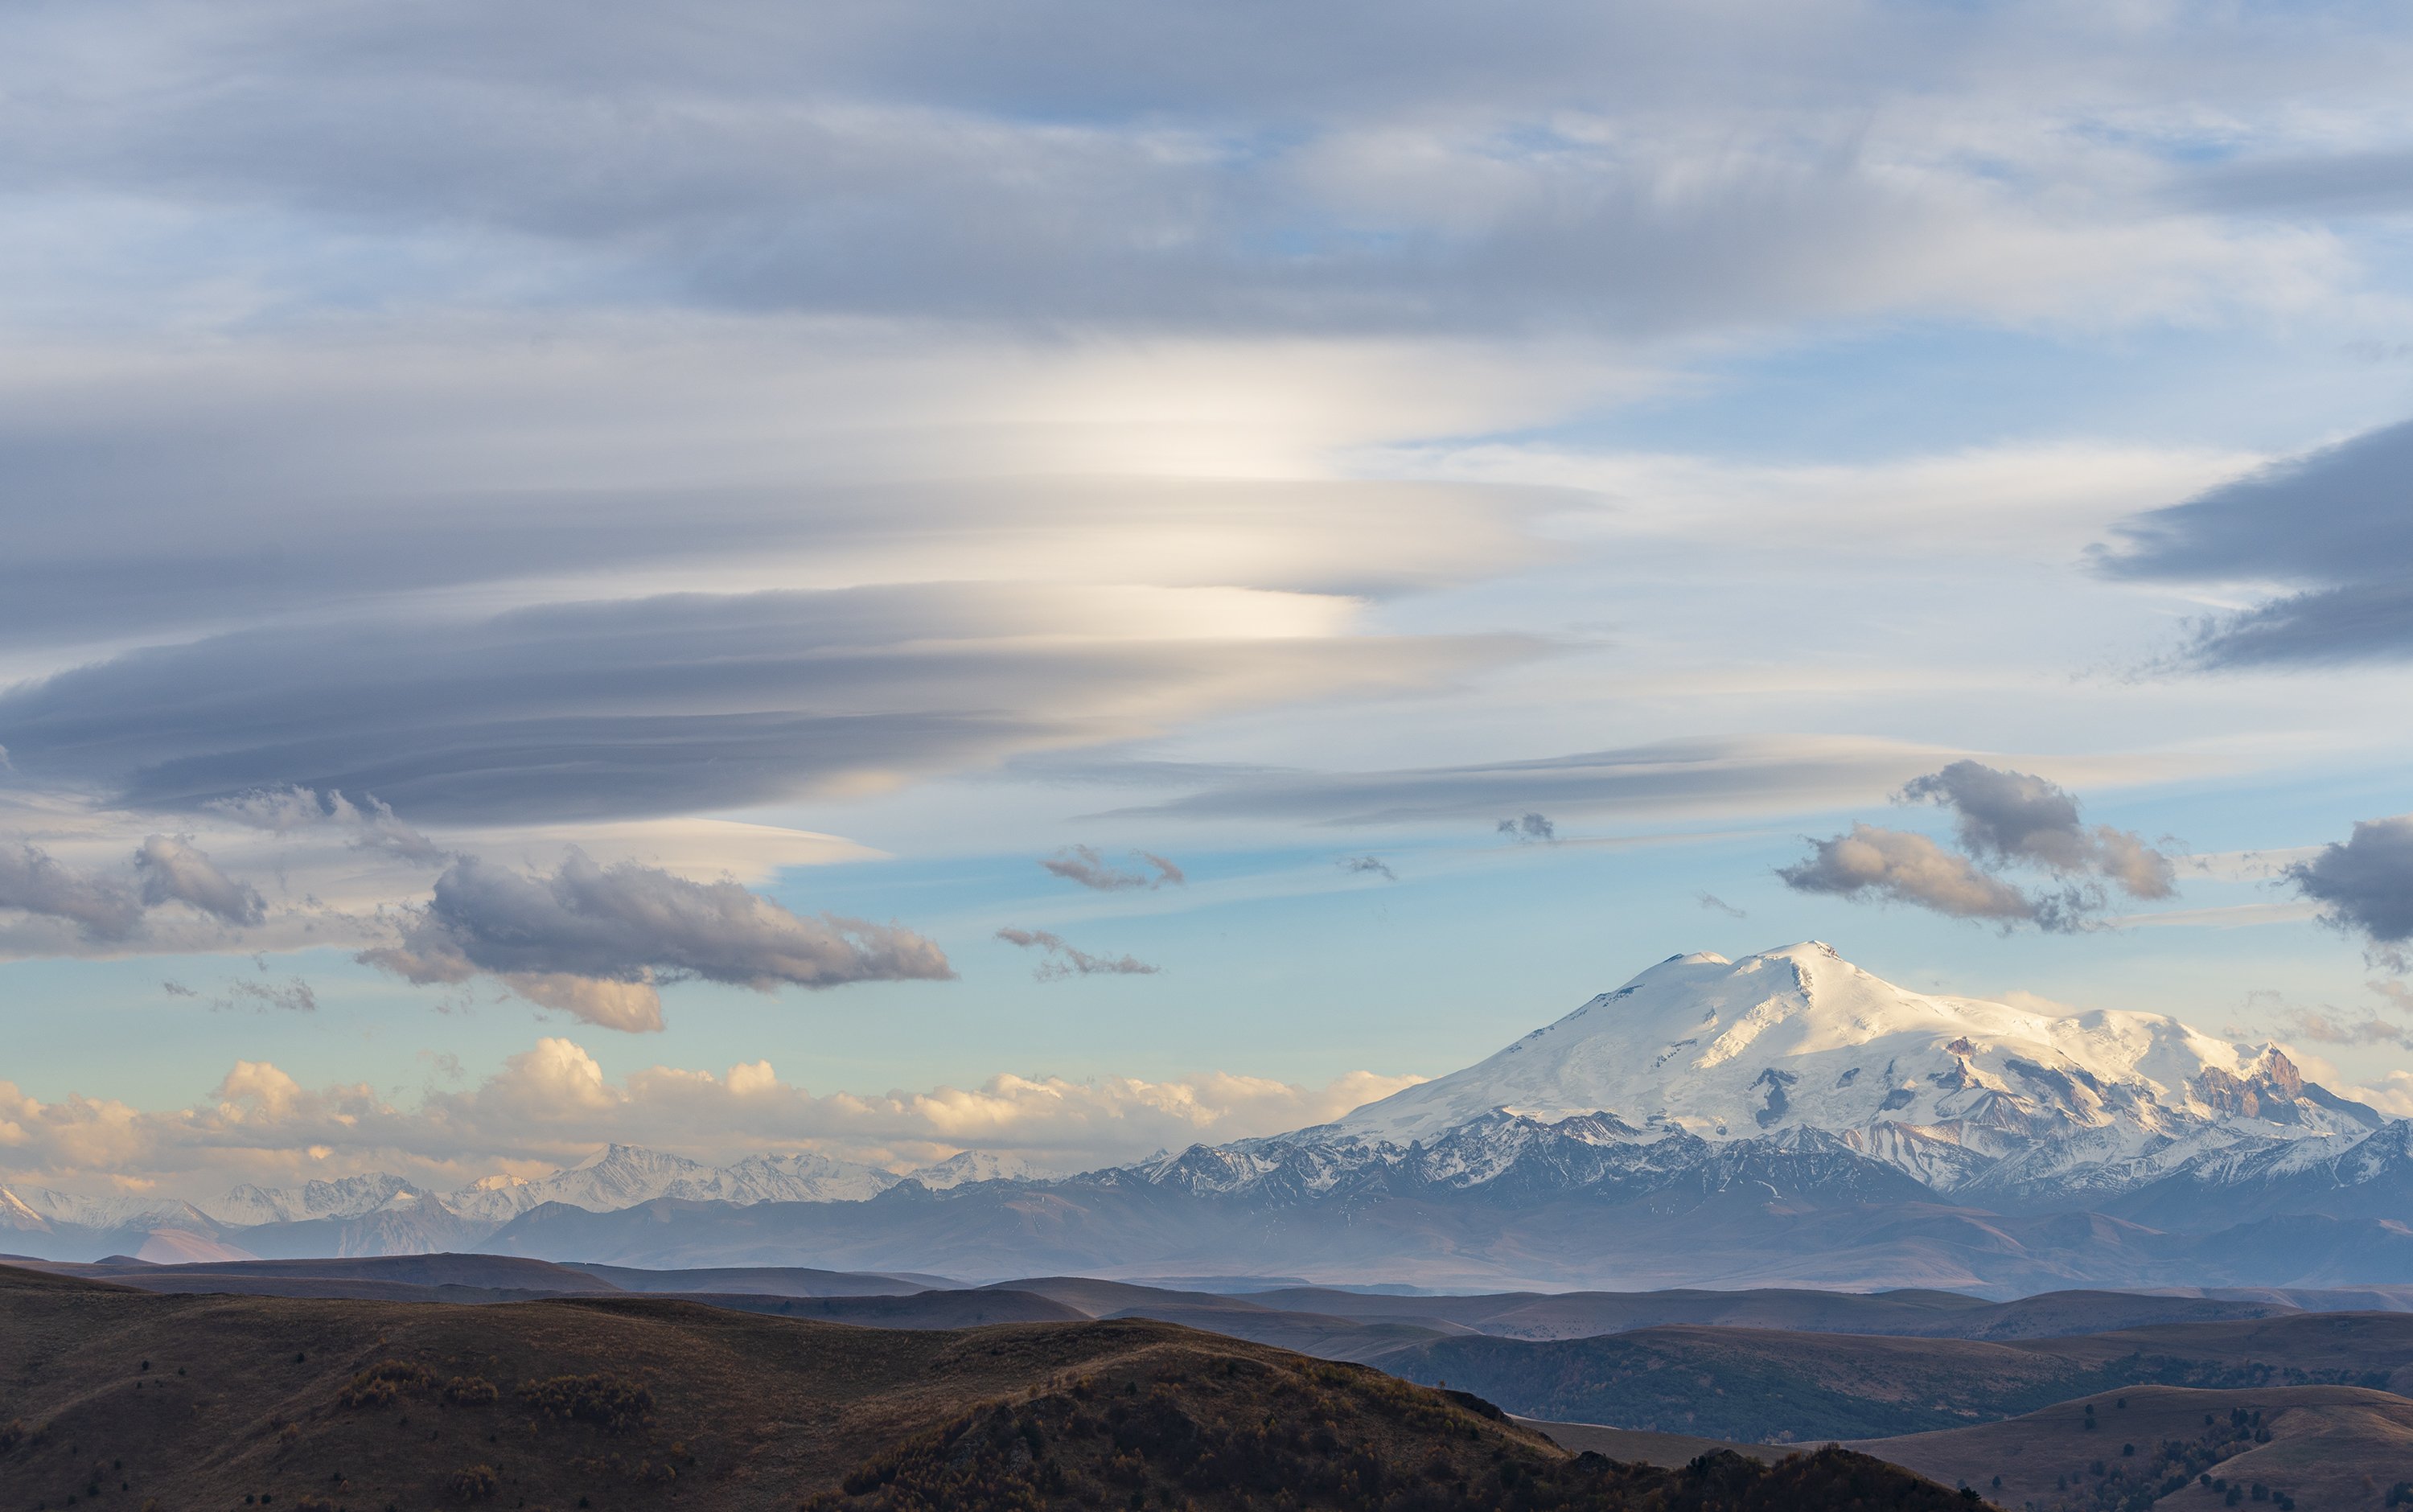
[8, 943, 2411, 1292]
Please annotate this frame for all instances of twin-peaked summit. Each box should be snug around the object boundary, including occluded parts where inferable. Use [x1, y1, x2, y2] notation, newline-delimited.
[1306, 942, 2377, 1197]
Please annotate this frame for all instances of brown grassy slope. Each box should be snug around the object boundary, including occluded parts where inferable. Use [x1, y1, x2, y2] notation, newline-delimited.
[1851, 1384, 2413, 1512]
[0, 1266, 1979, 1512]
[805, 1374, 1984, 1512]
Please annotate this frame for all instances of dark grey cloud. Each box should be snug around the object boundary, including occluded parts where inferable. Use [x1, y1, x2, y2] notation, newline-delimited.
[2100, 418, 2413, 668]
[360, 851, 954, 1009]
[1040, 845, 1185, 892]
[161, 980, 196, 997]
[1110, 736, 1948, 828]
[1781, 762, 2176, 931]
[1778, 824, 2050, 927]
[1497, 811, 1556, 843]
[2286, 816, 2413, 967]
[1898, 760, 2173, 898]
[1696, 892, 1745, 918]
[0, 842, 144, 941]
[1338, 855, 1396, 881]
[134, 835, 266, 927]
[996, 927, 1160, 982]
[0, 585, 1519, 824]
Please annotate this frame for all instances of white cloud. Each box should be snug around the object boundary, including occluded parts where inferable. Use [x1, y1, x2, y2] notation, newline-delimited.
[0, 1039, 1426, 1199]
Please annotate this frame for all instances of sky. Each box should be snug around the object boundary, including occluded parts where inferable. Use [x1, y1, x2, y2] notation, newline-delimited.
[9, 0, 2413, 1202]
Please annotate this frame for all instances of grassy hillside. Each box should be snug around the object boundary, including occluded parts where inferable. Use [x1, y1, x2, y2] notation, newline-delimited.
[1852, 1384, 2413, 1512]
[1381, 1315, 2413, 1441]
[0, 1265, 1975, 1511]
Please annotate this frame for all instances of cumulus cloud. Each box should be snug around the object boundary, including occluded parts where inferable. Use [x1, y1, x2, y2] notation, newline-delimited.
[1040, 845, 1185, 891]
[0, 841, 143, 941]
[1900, 761, 2175, 899]
[1696, 893, 1745, 918]
[1778, 824, 2046, 926]
[360, 851, 953, 1030]
[2285, 816, 2413, 969]
[996, 927, 1161, 981]
[1781, 763, 2177, 931]
[2101, 418, 2413, 668]
[134, 835, 266, 927]
[1498, 812, 1556, 843]
[1338, 855, 1396, 881]
[0, 1037, 1425, 1198]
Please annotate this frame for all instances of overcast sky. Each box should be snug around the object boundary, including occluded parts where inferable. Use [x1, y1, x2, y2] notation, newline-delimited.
[9, 0, 2413, 1200]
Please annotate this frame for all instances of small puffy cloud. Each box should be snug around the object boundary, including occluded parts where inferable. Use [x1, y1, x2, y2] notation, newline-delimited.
[1778, 824, 2044, 926]
[1900, 761, 2175, 899]
[1782, 763, 2177, 931]
[1696, 893, 1745, 918]
[997, 927, 1161, 982]
[209, 787, 446, 865]
[2274, 1009, 2408, 1046]
[1498, 812, 1556, 842]
[0, 840, 144, 941]
[1339, 855, 1396, 881]
[2285, 816, 2413, 968]
[135, 835, 266, 927]
[360, 851, 952, 1030]
[1040, 845, 1185, 891]
[213, 977, 318, 1015]
[501, 973, 666, 1034]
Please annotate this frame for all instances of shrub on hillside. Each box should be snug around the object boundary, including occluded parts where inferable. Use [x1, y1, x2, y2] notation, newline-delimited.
[339, 1360, 434, 1408]
[518, 1374, 654, 1434]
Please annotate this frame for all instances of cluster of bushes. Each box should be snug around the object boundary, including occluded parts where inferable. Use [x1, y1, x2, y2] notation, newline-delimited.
[338, 1360, 434, 1408]
[517, 1374, 654, 1435]
[446, 1462, 498, 1502]
[335, 1359, 499, 1411]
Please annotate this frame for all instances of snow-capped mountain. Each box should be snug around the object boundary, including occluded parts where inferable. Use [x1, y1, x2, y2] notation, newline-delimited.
[1265, 942, 2380, 1203]
[667, 1151, 901, 1205]
[440, 1144, 715, 1223]
[0, 1184, 206, 1233]
[201, 1173, 434, 1226]
[910, 1150, 1051, 1189]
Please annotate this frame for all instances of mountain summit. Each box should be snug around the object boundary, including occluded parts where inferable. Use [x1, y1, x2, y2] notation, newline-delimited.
[1320, 941, 2377, 1194]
